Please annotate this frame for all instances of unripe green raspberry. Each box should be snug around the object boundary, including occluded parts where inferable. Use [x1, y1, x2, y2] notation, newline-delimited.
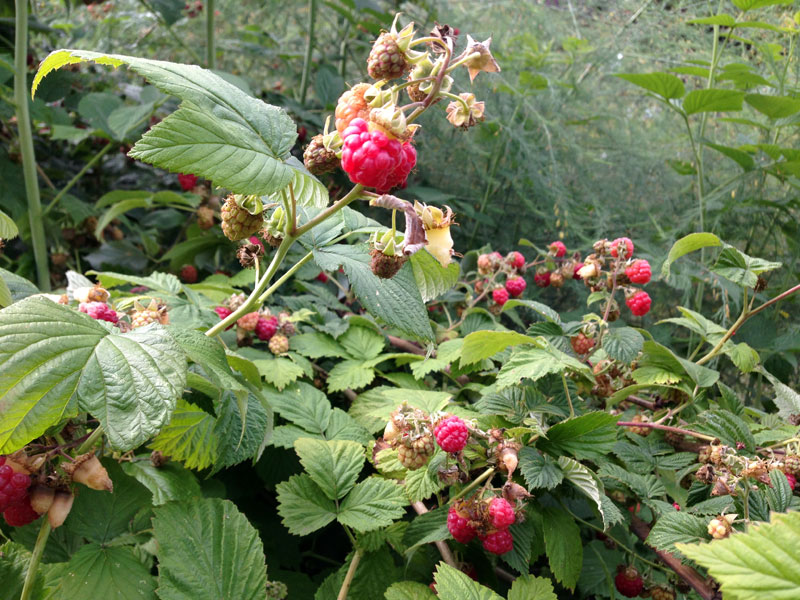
[220, 195, 264, 241]
[303, 135, 340, 175]
[367, 32, 409, 80]
[269, 333, 289, 355]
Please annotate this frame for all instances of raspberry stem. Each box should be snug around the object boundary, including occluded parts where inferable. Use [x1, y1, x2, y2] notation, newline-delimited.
[616, 421, 716, 442]
[20, 518, 51, 600]
[448, 467, 495, 505]
[336, 549, 362, 600]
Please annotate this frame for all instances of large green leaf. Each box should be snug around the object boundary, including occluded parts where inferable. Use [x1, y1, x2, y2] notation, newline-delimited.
[153, 499, 268, 600]
[33, 50, 297, 196]
[409, 248, 460, 302]
[616, 72, 685, 99]
[313, 245, 433, 341]
[683, 89, 744, 115]
[496, 345, 592, 389]
[433, 563, 504, 600]
[0, 298, 186, 453]
[67, 459, 152, 544]
[294, 438, 365, 500]
[0, 208, 18, 240]
[677, 511, 800, 600]
[276, 473, 337, 535]
[537, 412, 619, 461]
[647, 511, 709, 554]
[711, 247, 782, 288]
[603, 327, 644, 363]
[661, 233, 722, 278]
[336, 477, 407, 532]
[541, 507, 582, 590]
[508, 575, 558, 600]
[148, 399, 218, 470]
[0, 542, 46, 600]
[460, 330, 540, 365]
[519, 447, 563, 490]
[55, 544, 157, 600]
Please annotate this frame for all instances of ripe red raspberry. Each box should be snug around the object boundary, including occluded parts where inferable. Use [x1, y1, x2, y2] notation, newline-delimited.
[0, 465, 30, 511]
[625, 259, 651, 284]
[534, 271, 551, 288]
[340, 118, 416, 193]
[214, 306, 232, 320]
[488, 497, 516, 529]
[433, 415, 469, 453]
[256, 316, 278, 341]
[492, 287, 509, 306]
[237, 312, 260, 331]
[673, 502, 681, 511]
[180, 264, 198, 283]
[570, 332, 595, 355]
[506, 251, 525, 270]
[615, 566, 644, 598]
[505, 277, 526, 298]
[79, 301, 118, 323]
[177, 173, 198, 191]
[573, 262, 584, 280]
[481, 529, 513, 555]
[549, 241, 566, 258]
[447, 506, 477, 544]
[626, 290, 651, 316]
[3, 497, 39, 527]
[315, 272, 329, 283]
[785, 472, 796, 491]
[610, 237, 634, 259]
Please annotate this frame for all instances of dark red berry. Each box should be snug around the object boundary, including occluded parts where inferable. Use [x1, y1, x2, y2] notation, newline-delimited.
[492, 287, 509, 306]
[180, 264, 198, 283]
[3, 497, 39, 527]
[610, 237, 634, 259]
[256, 316, 279, 341]
[177, 173, 198, 191]
[433, 416, 469, 453]
[488, 497, 515, 529]
[534, 271, 551, 288]
[481, 529, 513, 555]
[447, 506, 477, 544]
[340, 118, 416, 193]
[626, 291, 651, 317]
[549, 240, 566, 258]
[615, 566, 644, 598]
[625, 259, 651, 284]
[505, 277, 526, 298]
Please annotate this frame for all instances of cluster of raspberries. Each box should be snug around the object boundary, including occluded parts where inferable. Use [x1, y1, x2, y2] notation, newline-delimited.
[446, 495, 517, 555]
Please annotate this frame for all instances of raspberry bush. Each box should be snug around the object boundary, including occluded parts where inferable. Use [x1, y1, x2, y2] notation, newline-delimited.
[1, 5, 799, 600]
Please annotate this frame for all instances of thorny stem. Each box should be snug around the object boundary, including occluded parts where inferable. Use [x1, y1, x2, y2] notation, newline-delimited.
[294, 185, 365, 237]
[20, 519, 51, 600]
[205, 0, 215, 69]
[258, 252, 313, 303]
[616, 421, 716, 442]
[336, 549, 362, 600]
[448, 467, 495, 504]
[288, 182, 297, 235]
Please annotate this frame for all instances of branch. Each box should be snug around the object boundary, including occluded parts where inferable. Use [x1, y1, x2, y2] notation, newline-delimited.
[411, 502, 457, 568]
[616, 421, 716, 442]
[387, 335, 425, 356]
[630, 515, 718, 600]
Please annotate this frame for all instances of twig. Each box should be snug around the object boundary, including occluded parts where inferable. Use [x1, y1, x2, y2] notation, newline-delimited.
[411, 502, 457, 568]
[387, 335, 425, 356]
[616, 421, 715, 442]
[336, 549, 362, 600]
[630, 515, 717, 600]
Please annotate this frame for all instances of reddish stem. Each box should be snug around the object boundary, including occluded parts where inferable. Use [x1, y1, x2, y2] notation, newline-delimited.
[616, 421, 715, 442]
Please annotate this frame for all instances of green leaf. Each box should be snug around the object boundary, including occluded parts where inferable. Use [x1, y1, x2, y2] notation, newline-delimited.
[732, 0, 794, 13]
[402, 506, 449, 551]
[683, 89, 744, 115]
[152, 498, 268, 600]
[519, 447, 563, 490]
[558, 456, 611, 527]
[616, 72, 685, 99]
[252, 356, 305, 391]
[339, 325, 385, 360]
[167, 326, 248, 397]
[34, 50, 296, 196]
[55, 544, 156, 600]
[0, 208, 19, 240]
[337, 477, 407, 532]
[0, 298, 186, 453]
[508, 575, 558, 600]
[67, 459, 152, 544]
[213, 389, 272, 469]
[409, 249, 460, 302]
[712, 247, 782, 287]
[541, 507, 582, 590]
[433, 563, 504, 600]
[603, 327, 644, 363]
[276, 473, 337, 535]
[767, 469, 793, 513]
[538, 412, 619, 461]
[706, 142, 755, 171]
[149, 399, 218, 470]
[0, 268, 39, 303]
[404, 462, 446, 503]
[502, 298, 561, 323]
[294, 438, 364, 500]
[760, 368, 800, 419]
[290, 332, 350, 359]
[385, 582, 437, 600]
[695, 409, 756, 452]
[677, 511, 800, 600]
[327, 359, 376, 392]
[688, 14, 738, 26]
[661, 232, 722, 278]
[0, 542, 45, 600]
[121, 459, 202, 505]
[272, 162, 330, 209]
[725, 342, 760, 373]
[496, 345, 593, 389]
[647, 511, 709, 554]
[263, 382, 331, 437]
[0, 277, 10, 309]
[313, 245, 433, 341]
[460, 330, 540, 365]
